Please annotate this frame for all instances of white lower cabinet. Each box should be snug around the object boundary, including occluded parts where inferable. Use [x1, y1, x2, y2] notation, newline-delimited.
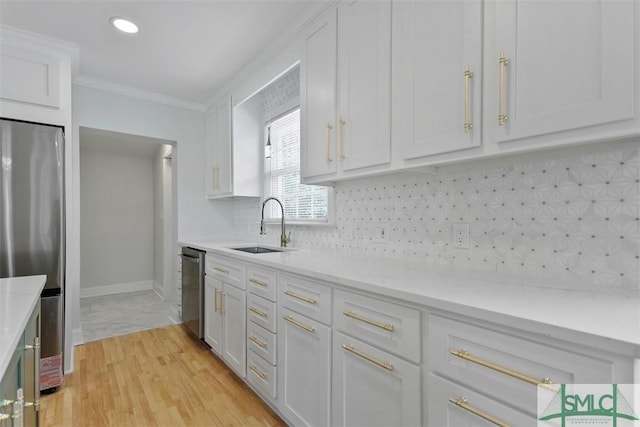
[427, 373, 534, 426]
[332, 332, 421, 427]
[222, 284, 246, 378]
[278, 307, 331, 427]
[204, 276, 223, 354]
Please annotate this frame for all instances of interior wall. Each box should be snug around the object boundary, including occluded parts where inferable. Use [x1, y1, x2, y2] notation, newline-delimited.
[80, 148, 154, 295]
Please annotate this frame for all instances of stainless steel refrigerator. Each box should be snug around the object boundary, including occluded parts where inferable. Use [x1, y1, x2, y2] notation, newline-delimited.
[0, 118, 65, 393]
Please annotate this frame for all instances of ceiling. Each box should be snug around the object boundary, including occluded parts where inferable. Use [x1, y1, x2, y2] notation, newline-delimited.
[0, 0, 324, 107]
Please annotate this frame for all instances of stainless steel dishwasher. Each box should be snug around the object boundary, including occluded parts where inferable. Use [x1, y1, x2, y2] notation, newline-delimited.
[181, 247, 205, 339]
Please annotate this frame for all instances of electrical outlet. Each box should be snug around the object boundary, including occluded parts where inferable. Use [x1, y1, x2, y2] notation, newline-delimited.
[372, 222, 389, 243]
[453, 223, 470, 249]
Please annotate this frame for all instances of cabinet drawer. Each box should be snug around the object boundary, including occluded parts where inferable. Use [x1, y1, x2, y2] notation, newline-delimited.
[247, 293, 277, 333]
[279, 273, 332, 325]
[247, 351, 277, 400]
[334, 289, 421, 363]
[246, 265, 277, 301]
[429, 314, 616, 415]
[205, 254, 244, 289]
[247, 322, 276, 365]
[427, 373, 535, 427]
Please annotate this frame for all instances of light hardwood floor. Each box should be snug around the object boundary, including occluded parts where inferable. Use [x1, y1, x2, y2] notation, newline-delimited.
[40, 325, 286, 426]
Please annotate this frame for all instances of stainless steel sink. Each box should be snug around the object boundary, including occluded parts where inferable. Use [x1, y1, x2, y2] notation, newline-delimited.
[231, 246, 284, 254]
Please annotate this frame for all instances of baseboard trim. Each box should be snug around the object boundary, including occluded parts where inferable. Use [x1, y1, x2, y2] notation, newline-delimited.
[80, 280, 154, 298]
[168, 305, 181, 325]
[152, 281, 165, 300]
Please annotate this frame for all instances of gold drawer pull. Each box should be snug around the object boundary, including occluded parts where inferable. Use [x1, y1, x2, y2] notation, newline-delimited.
[249, 278, 267, 287]
[283, 315, 315, 333]
[449, 397, 510, 427]
[213, 266, 229, 274]
[464, 65, 473, 133]
[343, 310, 395, 332]
[498, 51, 509, 126]
[325, 122, 333, 164]
[284, 290, 317, 305]
[249, 307, 268, 318]
[342, 344, 394, 372]
[249, 336, 267, 349]
[450, 349, 555, 389]
[249, 365, 267, 380]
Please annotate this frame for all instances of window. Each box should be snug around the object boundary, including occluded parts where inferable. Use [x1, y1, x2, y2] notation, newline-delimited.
[263, 108, 330, 222]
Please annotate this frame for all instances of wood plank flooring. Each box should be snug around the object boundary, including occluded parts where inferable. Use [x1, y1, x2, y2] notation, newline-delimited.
[40, 325, 286, 426]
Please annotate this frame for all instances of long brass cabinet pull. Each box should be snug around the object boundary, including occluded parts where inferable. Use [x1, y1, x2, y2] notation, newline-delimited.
[249, 365, 267, 380]
[249, 336, 267, 349]
[325, 122, 333, 164]
[498, 51, 509, 126]
[283, 315, 315, 333]
[450, 349, 554, 389]
[449, 397, 510, 427]
[284, 290, 316, 305]
[213, 266, 229, 274]
[249, 307, 268, 318]
[464, 65, 473, 133]
[343, 310, 395, 332]
[214, 290, 218, 313]
[249, 278, 267, 287]
[24, 337, 40, 412]
[342, 344, 394, 371]
[338, 116, 346, 160]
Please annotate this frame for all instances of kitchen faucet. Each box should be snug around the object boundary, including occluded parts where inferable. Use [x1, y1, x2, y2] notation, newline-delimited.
[260, 197, 291, 247]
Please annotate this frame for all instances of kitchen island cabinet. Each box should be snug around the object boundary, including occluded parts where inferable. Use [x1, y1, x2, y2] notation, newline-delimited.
[0, 276, 45, 427]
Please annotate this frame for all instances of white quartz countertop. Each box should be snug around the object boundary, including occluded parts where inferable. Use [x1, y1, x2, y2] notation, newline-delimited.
[181, 240, 640, 355]
[0, 275, 46, 379]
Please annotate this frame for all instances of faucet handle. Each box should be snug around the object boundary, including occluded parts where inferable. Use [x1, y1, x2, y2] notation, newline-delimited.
[282, 232, 292, 247]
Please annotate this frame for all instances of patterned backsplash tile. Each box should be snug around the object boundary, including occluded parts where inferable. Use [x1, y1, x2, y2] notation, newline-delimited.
[234, 140, 640, 292]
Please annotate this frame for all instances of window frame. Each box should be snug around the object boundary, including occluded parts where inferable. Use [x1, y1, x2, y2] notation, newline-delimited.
[261, 97, 334, 226]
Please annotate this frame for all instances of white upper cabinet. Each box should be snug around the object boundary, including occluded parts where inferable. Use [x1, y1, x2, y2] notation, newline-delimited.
[205, 95, 260, 199]
[301, 0, 391, 184]
[393, 0, 483, 160]
[485, 0, 637, 149]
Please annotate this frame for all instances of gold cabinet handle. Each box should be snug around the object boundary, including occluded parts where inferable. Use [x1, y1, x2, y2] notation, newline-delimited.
[213, 266, 229, 274]
[498, 51, 509, 126]
[342, 344, 394, 371]
[284, 290, 316, 305]
[464, 65, 473, 133]
[215, 289, 222, 313]
[338, 116, 346, 160]
[283, 315, 315, 333]
[249, 307, 268, 318]
[343, 310, 395, 332]
[450, 349, 555, 390]
[449, 397, 510, 427]
[24, 337, 40, 412]
[325, 122, 333, 164]
[249, 278, 267, 287]
[249, 335, 267, 349]
[249, 365, 267, 380]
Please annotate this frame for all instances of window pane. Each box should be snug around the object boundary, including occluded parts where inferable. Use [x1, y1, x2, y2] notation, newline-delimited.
[265, 108, 328, 222]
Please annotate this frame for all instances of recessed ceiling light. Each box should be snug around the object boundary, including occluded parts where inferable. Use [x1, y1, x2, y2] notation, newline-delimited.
[110, 17, 139, 34]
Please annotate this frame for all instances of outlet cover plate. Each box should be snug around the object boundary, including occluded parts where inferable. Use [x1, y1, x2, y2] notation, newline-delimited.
[372, 222, 389, 243]
[453, 223, 470, 249]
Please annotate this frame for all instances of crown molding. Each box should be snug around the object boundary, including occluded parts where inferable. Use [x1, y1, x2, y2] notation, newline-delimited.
[73, 75, 206, 113]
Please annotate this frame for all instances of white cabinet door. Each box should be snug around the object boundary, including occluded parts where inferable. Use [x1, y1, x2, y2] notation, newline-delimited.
[337, 0, 391, 172]
[332, 332, 421, 427]
[487, 0, 635, 144]
[204, 276, 223, 355]
[300, 6, 338, 181]
[223, 283, 246, 378]
[216, 96, 233, 196]
[204, 110, 218, 198]
[278, 308, 331, 427]
[393, 0, 483, 160]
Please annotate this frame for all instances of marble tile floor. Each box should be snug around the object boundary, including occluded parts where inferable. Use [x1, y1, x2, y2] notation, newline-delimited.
[80, 290, 175, 343]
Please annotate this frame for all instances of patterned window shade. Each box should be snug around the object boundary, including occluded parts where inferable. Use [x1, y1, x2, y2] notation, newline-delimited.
[264, 108, 328, 221]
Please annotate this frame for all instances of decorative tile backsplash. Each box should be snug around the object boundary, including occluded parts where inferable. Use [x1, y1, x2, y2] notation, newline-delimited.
[234, 140, 639, 293]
